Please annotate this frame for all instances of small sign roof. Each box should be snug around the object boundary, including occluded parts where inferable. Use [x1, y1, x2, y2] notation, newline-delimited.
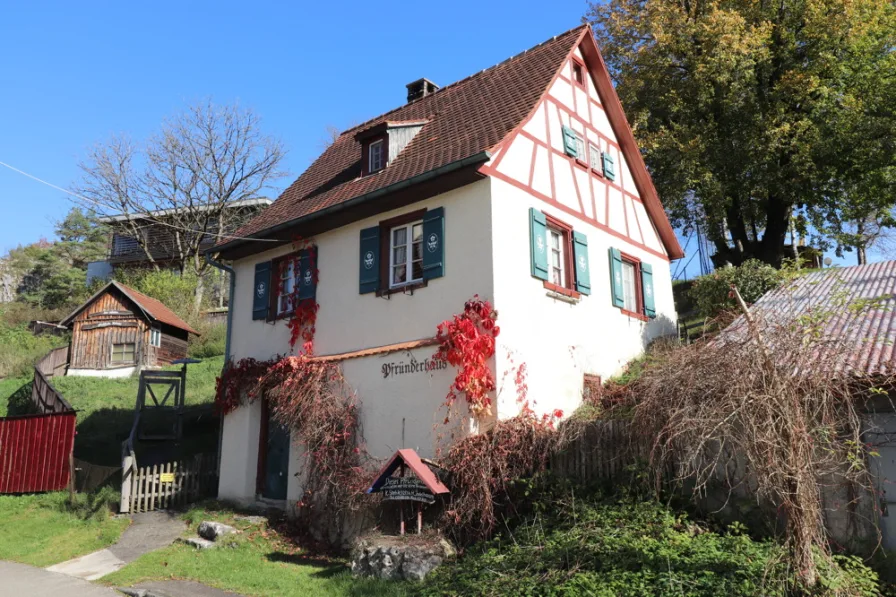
[367, 448, 449, 495]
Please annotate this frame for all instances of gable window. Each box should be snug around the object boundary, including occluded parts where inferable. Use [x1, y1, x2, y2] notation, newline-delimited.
[529, 208, 591, 298]
[111, 342, 136, 364]
[547, 225, 568, 287]
[608, 248, 656, 320]
[150, 326, 161, 348]
[620, 259, 639, 312]
[369, 139, 385, 173]
[574, 133, 585, 162]
[589, 143, 601, 173]
[572, 60, 585, 86]
[390, 220, 424, 288]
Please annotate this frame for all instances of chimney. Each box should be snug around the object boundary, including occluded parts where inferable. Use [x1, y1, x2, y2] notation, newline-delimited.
[406, 78, 440, 103]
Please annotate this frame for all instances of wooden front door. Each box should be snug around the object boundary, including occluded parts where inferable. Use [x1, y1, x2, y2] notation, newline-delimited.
[259, 404, 289, 501]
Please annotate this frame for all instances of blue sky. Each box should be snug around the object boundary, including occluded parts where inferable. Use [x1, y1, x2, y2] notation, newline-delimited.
[0, 1, 872, 276]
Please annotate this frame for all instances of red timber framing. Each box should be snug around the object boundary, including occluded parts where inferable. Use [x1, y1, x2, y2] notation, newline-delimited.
[0, 412, 76, 494]
[481, 27, 682, 263]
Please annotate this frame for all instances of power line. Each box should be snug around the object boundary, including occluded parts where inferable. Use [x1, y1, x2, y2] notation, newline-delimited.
[0, 160, 280, 244]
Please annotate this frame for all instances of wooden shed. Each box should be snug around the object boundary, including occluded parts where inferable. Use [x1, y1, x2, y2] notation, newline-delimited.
[61, 281, 199, 377]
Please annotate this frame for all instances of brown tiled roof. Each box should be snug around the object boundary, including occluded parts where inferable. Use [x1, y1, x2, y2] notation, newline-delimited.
[61, 281, 200, 335]
[725, 262, 896, 376]
[217, 26, 589, 248]
[115, 282, 201, 335]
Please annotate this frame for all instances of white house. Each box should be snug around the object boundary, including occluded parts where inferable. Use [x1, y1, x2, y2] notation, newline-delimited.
[209, 25, 684, 508]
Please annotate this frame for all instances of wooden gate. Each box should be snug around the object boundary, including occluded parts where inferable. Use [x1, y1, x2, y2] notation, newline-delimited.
[0, 412, 76, 493]
[122, 453, 217, 513]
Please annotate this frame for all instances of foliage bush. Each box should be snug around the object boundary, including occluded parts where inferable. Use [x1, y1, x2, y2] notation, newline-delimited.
[114, 267, 209, 321]
[189, 321, 227, 358]
[0, 320, 67, 378]
[421, 483, 880, 597]
[689, 259, 784, 319]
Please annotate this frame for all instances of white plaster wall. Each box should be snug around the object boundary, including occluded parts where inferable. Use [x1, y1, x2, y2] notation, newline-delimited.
[220, 180, 495, 505]
[229, 179, 495, 361]
[489, 176, 677, 422]
[218, 398, 263, 504]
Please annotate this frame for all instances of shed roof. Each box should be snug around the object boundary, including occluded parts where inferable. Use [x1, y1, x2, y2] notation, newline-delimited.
[727, 261, 896, 376]
[61, 281, 200, 336]
[367, 449, 450, 495]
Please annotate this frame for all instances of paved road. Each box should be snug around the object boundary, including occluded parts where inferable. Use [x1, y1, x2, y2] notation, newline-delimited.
[0, 561, 120, 596]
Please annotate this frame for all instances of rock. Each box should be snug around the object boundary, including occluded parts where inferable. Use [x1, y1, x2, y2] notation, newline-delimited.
[350, 536, 456, 581]
[198, 521, 238, 541]
[117, 590, 148, 597]
[178, 536, 216, 549]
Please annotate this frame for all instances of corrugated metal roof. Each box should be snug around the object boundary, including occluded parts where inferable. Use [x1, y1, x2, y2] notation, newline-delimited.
[731, 261, 896, 376]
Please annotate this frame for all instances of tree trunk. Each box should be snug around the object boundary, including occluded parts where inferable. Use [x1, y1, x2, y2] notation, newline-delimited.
[193, 274, 205, 315]
[857, 245, 867, 265]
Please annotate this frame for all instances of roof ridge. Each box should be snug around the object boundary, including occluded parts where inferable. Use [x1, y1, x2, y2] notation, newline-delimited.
[340, 25, 589, 138]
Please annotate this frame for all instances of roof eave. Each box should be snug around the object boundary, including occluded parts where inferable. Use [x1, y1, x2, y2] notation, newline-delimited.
[209, 150, 492, 259]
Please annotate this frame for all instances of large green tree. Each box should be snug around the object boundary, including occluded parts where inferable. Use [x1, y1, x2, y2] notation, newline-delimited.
[587, 0, 896, 266]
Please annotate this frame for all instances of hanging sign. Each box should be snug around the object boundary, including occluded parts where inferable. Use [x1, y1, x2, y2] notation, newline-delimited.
[159, 472, 175, 483]
[382, 477, 436, 504]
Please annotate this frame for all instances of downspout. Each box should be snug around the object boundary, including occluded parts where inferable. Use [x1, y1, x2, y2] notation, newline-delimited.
[205, 253, 235, 364]
[205, 252, 235, 485]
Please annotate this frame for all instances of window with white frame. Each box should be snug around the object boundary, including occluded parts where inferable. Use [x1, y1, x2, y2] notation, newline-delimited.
[369, 139, 384, 173]
[389, 221, 423, 287]
[547, 227, 566, 287]
[150, 326, 161, 348]
[621, 259, 639, 312]
[589, 143, 601, 171]
[278, 259, 295, 314]
[574, 133, 585, 160]
[111, 343, 136, 364]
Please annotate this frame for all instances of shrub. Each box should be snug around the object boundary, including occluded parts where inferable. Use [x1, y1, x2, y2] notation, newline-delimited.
[189, 321, 227, 358]
[0, 321, 67, 378]
[114, 267, 209, 321]
[689, 259, 784, 319]
[421, 485, 880, 597]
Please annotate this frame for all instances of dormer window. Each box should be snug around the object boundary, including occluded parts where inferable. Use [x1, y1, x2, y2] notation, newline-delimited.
[369, 139, 385, 173]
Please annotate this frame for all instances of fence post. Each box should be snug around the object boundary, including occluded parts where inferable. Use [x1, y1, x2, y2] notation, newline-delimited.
[120, 454, 133, 513]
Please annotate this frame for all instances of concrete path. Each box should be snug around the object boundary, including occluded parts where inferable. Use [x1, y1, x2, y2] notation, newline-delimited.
[47, 511, 186, 581]
[0, 561, 120, 596]
[125, 580, 248, 597]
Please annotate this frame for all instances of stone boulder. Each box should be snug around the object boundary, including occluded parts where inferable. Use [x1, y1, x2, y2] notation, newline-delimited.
[351, 535, 456, 581]
[198, 521, 238, 541]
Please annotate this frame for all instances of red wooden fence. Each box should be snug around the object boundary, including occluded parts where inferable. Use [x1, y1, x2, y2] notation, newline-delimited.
[0, 412, 76, 493]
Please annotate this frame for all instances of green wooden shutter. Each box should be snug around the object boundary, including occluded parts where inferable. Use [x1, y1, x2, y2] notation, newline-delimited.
[602, 152, 616, 181]
[297, 247, 317, 301]
[422, 207, 445, 281]
[572, 231, 591, 295]
[359, 226, 380, 294]
[608, 248, 625, 308]
[562, 126, 578, 157]
[641, 262, 656, 318]
[529, 208, 549, 281]
[252, 261, 272, 320]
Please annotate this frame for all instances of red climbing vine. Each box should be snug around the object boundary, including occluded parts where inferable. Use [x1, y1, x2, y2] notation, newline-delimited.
[433, 295, 500, 417]
[283, 238, 320, 353]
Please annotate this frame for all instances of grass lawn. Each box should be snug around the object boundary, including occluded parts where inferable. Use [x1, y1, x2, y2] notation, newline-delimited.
[0, 356, 225, 464]
[103, 503, 409, 597]
[0, 490, 129, 567]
